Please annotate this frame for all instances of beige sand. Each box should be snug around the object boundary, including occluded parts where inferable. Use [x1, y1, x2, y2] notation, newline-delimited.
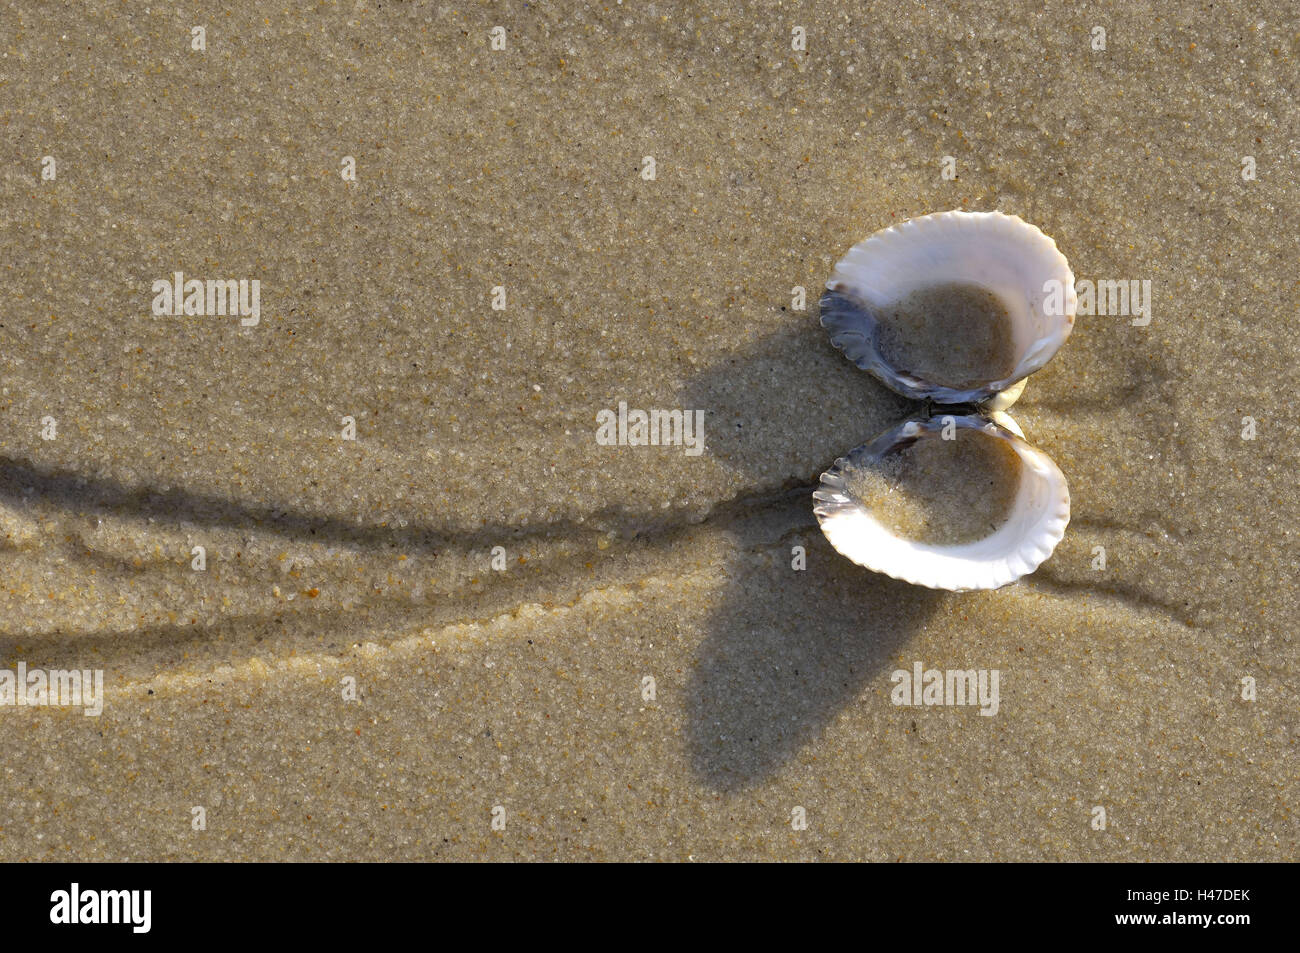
[842, 431, 1020, 544]
[878, 282, 1019, 387]
[0, 1, 1294, 860]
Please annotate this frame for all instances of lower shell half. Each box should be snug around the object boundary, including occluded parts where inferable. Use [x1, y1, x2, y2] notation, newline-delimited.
[813, 414, 1070, 591]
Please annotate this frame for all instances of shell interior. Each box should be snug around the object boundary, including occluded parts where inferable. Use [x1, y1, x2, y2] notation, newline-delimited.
[813, 414, 1070, 591]
[822, 210, 1076, 405]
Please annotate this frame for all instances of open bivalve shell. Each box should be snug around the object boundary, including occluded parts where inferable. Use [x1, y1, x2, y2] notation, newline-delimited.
[821, 210, 1076, 409]
[813, 413, 1070, 591]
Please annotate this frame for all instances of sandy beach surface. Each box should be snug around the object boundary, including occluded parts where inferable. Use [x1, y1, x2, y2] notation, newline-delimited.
[0, 1, 1294, 860]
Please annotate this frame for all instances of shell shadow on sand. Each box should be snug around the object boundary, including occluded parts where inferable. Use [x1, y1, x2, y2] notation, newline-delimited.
[678, 317, 943, 790]
[685, 511, 943, 791]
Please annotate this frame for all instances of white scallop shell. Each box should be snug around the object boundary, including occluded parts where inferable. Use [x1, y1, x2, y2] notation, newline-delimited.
[822, 210, 1076, 407]
[813, 414, 1070, 591]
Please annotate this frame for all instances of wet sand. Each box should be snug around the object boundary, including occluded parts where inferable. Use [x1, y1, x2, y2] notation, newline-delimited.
[0, 1, 1295, 860]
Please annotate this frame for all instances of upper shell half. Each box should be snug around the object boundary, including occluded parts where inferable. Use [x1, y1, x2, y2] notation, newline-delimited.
[822, 210, 1076, 407]
[813, 413, 1070, 591]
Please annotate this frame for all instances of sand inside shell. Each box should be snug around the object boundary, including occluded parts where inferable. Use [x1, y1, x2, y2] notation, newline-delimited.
[842, 429, 1022, 545]
[876, 282, 1020, 388]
